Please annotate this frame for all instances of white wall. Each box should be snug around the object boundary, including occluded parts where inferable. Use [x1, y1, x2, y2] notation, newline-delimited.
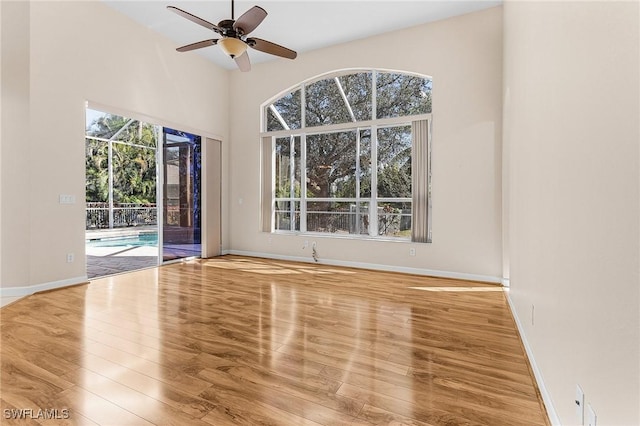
[503, 1, 639, 424]
[228, 7, 504, 281]
[1, 1, 229, 292]
[1, 1, 31, 289]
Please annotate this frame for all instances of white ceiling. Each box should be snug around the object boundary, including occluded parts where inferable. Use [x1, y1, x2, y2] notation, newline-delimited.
[104, 0, 501, 70]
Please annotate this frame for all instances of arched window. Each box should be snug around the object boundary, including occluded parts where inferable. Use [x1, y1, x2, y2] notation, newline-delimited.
[261, 69, 432, 242]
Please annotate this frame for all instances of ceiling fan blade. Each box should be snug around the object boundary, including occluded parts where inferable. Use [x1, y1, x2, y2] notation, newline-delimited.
[176, 39, 218, 52]
[234, 51, 251, 72]
[248, 38, 297, 60]
[167, 6, 219, 32]
[233, 6, 267, 35]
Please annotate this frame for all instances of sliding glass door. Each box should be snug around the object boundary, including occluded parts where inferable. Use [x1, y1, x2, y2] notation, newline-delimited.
[162, 128, 202, 262]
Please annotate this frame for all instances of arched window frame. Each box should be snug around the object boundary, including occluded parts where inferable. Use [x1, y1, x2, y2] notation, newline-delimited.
[260, 68, 432, 242]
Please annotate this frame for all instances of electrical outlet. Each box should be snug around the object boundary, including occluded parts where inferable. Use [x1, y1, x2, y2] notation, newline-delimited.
[268, 237, 273, 245]
[586, 404, 596, 426]
[575, 385, 584, 424]
[66, 253, 75, 263]
[409, 248, 416, 256]
[303, 240, 309, 248]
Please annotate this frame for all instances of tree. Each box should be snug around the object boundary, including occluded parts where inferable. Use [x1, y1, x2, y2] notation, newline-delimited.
[85, 139, 109, 202]
[85, 113, 157, 205]
[267, 71, 429, 203]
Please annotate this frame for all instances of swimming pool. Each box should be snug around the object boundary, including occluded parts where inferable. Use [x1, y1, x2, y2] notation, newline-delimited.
[86, 233, 158, 248]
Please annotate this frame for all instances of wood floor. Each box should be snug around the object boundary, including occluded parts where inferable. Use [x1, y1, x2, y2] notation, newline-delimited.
[0, 255, 548, 425]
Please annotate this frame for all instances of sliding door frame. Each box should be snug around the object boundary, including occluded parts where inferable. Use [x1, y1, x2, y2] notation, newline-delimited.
[86, 101, 224, 266]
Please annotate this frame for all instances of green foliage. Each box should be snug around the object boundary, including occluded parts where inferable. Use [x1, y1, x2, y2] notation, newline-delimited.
[274, 136, 302, 198]
[377, 72, 432, 118]
[85, 113, 157, 204]
[378, 163, 411, 198]
[378, 203, 402, 236]
[305, 79, 352, 127]
[112, 143, 156, 204]
[306, 131, 356, 198]
[340, 72, 372, 121]
[85, 140, 109, 202]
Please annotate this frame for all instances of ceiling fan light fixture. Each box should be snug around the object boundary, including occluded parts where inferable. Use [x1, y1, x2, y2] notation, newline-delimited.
[218, 37, 247, 58]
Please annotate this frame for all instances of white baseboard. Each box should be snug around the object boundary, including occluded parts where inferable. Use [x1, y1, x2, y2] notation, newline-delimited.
[504, 289, 560, 426]
[223, 249, 502, 284]
[0, 275, 88, 298]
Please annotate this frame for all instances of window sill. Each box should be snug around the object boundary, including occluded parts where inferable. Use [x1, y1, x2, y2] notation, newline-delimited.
[270, 230, 419, 244]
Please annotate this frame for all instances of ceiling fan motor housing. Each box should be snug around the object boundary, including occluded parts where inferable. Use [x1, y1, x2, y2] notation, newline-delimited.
[218, 19, 240, 37]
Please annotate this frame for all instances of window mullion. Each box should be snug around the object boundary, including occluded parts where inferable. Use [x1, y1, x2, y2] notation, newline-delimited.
[370, 125, 378, 237]
[369, 71, 378, 237]
[355, 129, 361, 234]
[300, 83, 306, 130]
[301, 133, 307, 233]
[372, 70, 377, 121]
[261, 113, 431, 139]
[108, 139, 114, 229]
[289, 135, 296, 231]
[300, 83, 307, 232]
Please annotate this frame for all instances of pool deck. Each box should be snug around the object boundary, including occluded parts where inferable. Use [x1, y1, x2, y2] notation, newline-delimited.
[86, 227, 158, 278]
[86, 245, 159, 279]
[85, 227, 201, 278]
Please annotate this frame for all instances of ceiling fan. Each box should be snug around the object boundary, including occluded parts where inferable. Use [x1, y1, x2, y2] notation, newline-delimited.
[167, 0, 297, 72]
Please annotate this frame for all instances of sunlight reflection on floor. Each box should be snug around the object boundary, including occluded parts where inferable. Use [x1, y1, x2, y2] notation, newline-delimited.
[203, 258, 357, 275]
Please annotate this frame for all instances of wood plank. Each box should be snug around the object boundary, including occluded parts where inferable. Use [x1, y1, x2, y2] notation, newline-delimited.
[77, 353, 216, 419]
[57, 386, 154, 426]
[60, 368, 210, 426]
[196, 367, 364, 425]
[0, 255, 549, 425]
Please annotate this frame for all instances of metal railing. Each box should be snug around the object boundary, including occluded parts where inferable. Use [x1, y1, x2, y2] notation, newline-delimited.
[86, 202, 157, 229]
[275, 206, 411, 237]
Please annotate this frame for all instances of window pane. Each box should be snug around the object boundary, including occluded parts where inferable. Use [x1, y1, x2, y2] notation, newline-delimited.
[307, 201, 367, 235]
[265, 70, 432, 241]
[307, 131, 356, 198]
[266, 108, 284, 131]
[275, 200, 300, 231]
[85, 139, 109, 203]
[112, 143, 156, 205]
[111, 143, 157, 228]
[377, 126, 412, 198]
[86, 110, 156, 147]
[267, 89, 302, 131]
[353, 201, 370, 236]
[376, 73, 432, 119]
[275, 136, 301, 198]
[338, 72, 372, 121]
[377, 202, 412, 238]
[359, 129, 372, 198]
[305, 78, 352, 127]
